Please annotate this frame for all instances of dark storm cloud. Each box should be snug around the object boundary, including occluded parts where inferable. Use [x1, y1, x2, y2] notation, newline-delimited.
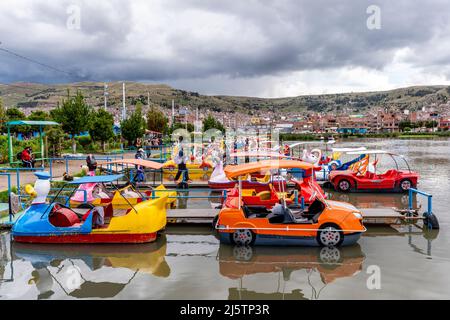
[1, 0, 450, 90]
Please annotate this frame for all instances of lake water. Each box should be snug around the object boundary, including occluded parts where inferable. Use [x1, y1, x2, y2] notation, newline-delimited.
[1, 138, 449, 299]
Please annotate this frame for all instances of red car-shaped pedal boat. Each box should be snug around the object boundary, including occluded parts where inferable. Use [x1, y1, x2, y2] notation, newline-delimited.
[328, 150, 419, 193]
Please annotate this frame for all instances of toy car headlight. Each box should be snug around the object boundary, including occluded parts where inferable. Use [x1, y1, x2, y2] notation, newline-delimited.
[352, 212, 363, 219]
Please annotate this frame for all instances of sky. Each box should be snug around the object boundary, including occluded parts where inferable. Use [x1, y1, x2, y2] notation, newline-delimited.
[1, 0, 450, 98]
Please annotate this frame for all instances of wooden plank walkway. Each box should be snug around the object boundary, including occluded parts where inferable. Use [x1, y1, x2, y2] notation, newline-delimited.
[167, 209, 219, 224]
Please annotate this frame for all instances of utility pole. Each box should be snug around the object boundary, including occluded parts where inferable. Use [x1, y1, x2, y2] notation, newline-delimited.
[172, 100, 175, 127]
[104, 83, 108, 111]
[122, 82, 126, 121]
[185, 106, 188, 131]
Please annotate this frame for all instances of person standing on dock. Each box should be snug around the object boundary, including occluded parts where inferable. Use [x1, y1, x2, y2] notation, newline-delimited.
[86, 154, 97, 173]
[244, 138, 250, 163]
[174, 136, 191, 184]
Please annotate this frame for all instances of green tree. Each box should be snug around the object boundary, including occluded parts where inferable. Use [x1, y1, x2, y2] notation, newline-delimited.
[169, 122, 194, 134]
[89, 109, 114, 152]
[51, 91, 92, 153]
[6, 107, 25, 121]
[6, 107, 28, 134]
[0, 98, 6, 133]
[203, 114, 225, 133]
[425, 120, 438, 129]
[27, 110, 49, 121]
[46, 127, 65, 157]
[147, 106, 168, 133]
[120, 104, 145, 146]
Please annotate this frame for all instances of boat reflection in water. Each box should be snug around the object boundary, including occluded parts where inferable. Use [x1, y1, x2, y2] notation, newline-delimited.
[12, 236, 170, 299]
[218, 244, 365, 300]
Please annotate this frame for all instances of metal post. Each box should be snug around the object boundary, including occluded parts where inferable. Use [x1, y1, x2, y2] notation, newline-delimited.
[238, 176, 242, 210]
[49, 158, 53, 179]
[428, 195, 432, 215]
[16, 169, 20, 202]
[7, 126, 13, 164]
[7, 174, 12, 223]
[408, 188, 413, 210]
[39, 126, 44, 163]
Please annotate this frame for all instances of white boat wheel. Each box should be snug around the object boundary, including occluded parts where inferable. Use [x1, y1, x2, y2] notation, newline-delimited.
[319, 227, 341, 247]
[233, 229, 254, 246]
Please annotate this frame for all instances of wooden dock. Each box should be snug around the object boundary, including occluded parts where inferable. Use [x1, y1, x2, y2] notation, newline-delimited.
[167, 207, 421, 226]
[1, 207, 421, 230]
[361, 208, 422, 225]
[167, 209, 219, 224]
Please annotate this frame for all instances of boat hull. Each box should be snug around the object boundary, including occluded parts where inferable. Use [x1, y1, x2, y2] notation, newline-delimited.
[13, 232, 158, 244]
[219, 232, 361, 247]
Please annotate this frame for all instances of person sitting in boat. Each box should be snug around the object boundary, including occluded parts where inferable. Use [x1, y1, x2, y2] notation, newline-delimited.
[328, 160, 342, 171]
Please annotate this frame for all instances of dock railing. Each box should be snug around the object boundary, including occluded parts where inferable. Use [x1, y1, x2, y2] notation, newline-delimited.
[47, 155, 124, 179]
[408, 188, 432, 216]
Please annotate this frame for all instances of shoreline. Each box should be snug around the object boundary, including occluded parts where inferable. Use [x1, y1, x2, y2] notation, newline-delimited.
[281, 132, 450, 141]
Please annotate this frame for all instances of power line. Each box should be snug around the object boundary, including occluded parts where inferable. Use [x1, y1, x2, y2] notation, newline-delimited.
[0, 42, 80, 79]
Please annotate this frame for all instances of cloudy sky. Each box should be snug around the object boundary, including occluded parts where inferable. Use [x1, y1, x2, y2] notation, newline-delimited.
[1, 0, 450, 97]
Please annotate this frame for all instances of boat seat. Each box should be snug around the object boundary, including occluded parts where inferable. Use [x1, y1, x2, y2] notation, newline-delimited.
[282, 207, 310, 224]
[255, 191, 271, 200]
[267, 210, 285, 224]
[243, 205, 270, 218]
[302, 199, 325, 223]
[365, 172, 375, 179]
[50, 205, 81, 227]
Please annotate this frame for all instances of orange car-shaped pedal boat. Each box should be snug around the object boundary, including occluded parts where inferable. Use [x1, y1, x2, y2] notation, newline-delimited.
[215, 160, 366, 247]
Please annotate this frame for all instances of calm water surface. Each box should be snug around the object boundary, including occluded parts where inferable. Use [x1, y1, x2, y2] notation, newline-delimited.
[1, 138, 449, 299]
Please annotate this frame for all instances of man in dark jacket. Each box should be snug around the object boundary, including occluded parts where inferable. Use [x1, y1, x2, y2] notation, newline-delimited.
[174, 136, 191, 183]
[86, 154, 97, 172]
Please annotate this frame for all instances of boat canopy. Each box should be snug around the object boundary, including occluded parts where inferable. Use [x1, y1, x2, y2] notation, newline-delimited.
[68, 174, 124, 185]
[230, 152, 291, 159]
[332, 147, 367, 153]
[273, 140, 335, 151]
[346, 150, 392, 155]
[224, 160, 318, 179]
[101, 159, 164, 170]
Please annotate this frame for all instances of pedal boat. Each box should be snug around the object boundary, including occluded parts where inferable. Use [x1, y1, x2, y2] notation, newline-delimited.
[215, 160, 366, 247]
[328, 150, 419, 193]
[12, 174, 168, 244]
[71, 159, 176, 208]
[208, 154, 289, 192]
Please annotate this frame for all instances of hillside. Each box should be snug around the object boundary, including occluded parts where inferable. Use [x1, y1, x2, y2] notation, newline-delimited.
[1, 82, 449, 116]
